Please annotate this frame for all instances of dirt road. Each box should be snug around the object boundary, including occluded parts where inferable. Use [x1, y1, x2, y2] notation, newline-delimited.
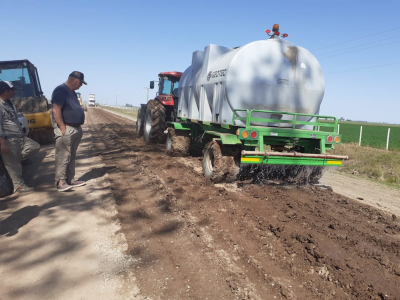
[0, 124, 134, 300]
[85, 108, 399, 299]
[1, 107, 399, 300]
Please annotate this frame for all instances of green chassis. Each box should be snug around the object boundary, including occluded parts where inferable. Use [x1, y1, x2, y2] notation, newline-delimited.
[168, 109, 348, 167]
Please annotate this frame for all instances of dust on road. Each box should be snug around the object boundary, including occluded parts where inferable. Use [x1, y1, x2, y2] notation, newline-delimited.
[86, 108, 400, 300]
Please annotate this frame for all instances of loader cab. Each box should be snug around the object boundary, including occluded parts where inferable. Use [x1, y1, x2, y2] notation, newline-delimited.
[76, 92, 84, 107]
[0, 60, 44, 98]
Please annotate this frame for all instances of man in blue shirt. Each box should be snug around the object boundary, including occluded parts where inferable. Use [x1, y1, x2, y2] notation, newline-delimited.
[51, 71, 87, 192]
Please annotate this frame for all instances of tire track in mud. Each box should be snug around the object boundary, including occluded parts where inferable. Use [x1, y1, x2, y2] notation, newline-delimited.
[86, 108, 400, 300]
[86, 109, 269, 299]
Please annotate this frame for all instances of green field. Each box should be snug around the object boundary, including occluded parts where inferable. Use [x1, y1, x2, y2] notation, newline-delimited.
[320, 121, 400, 150]
[337, 122, 400, 150]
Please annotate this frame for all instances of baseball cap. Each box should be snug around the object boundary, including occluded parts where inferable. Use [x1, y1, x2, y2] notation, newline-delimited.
[0, 81, 14, 94]
[69, 71, 87, 85]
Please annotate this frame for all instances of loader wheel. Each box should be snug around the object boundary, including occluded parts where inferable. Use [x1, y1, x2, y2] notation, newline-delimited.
[0, 160, 13, 198]
[203, 141, 239, 183]
[29, 128, 55, 145]
[136, 108, 145, 137]
[166, 128, 190, 157]
[144, 100, 166, 143]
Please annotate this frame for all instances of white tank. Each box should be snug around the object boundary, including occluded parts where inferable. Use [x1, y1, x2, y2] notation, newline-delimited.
[177, 35, 325, 127]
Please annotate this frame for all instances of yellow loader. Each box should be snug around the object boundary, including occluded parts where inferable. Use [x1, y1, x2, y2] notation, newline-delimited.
[0, 59, 54, 144]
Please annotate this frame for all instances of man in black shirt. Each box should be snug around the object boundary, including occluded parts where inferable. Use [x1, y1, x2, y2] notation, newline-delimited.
[51, 71, 87, 192]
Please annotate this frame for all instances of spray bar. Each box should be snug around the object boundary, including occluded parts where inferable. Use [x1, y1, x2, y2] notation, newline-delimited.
[241, 151, 349, 160]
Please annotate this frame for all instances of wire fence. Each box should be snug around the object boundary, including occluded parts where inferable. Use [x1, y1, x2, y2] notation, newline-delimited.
[99, 105, 139, 111]
[338, 123, 400, 150]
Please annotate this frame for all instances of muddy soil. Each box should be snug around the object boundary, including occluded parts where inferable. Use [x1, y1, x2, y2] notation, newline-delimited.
[87, 108, 400, 300]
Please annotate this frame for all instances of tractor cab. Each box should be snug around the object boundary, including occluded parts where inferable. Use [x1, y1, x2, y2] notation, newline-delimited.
[150, 71, 182, 107]
[0, 60, 44, 99]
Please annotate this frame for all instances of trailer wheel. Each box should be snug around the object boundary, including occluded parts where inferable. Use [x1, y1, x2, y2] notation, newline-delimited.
[136, 108, 145, 137]
[144, 100, 166, 143]
[166, 128, 190, 157]
[203, 141, 239, 183]
[308, 166, 324, 183]
[0, 160, 13, 198]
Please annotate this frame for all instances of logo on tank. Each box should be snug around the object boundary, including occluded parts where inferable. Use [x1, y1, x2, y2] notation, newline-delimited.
[207, 69, 227, 81]
[277, 78, 289, 85]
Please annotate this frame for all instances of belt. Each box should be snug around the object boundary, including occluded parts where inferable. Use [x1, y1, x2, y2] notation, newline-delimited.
[4, 135, 24, 139]
[65, 123, 81, 128]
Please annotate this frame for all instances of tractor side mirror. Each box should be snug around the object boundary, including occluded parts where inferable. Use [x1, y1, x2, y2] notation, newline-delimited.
[150, 81, 154, 89]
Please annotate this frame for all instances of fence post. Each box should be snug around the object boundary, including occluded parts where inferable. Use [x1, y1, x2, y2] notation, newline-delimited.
[386, 128, 391, 150]
[359, 126, 363, 146]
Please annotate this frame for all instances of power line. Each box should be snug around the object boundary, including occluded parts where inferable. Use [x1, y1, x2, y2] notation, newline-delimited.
[325, 61, 400, 75]
[318, 39, 400, 59]
[316, 34, 400, 57]
[311, 26, 400, 52]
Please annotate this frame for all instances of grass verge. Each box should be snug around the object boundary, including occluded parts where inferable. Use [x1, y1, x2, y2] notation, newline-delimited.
[100, 106, 138, 120]
[328, 143, 400, 187]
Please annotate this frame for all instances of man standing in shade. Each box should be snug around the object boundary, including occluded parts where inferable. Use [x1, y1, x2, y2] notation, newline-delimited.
[0, 81, 40, 193]
[51, 71, 87, 192]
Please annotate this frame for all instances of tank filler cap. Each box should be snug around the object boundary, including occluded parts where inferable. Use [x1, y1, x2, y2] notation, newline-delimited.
[265, 24, 288, 38]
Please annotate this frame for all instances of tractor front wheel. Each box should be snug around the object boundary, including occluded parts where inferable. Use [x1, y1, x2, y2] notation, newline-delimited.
[144, 100, 166, 143]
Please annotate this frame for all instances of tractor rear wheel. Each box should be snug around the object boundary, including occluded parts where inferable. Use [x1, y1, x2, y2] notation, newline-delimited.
[203, 141, 239, 183]
[136, 108, 144, 137]
[166, 128, 190, 157]
[0, 160, 13, 198]
[144, 100, 166, 143]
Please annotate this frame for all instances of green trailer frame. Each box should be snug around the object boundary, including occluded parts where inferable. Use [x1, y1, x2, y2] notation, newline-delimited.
[168, 109, 348, 167]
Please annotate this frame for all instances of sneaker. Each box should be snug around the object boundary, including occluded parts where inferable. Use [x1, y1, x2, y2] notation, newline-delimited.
[57, 182, 72, 192]
[69, 180, 86, 187]
[15, 185, 34, 193]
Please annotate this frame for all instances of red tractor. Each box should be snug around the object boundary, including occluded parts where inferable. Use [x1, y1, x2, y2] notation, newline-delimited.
[136, 71, 182, 143]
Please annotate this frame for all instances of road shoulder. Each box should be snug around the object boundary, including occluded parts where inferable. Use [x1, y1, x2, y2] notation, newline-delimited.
[0, 125, 136, 300]
[320, 169, 400, 216]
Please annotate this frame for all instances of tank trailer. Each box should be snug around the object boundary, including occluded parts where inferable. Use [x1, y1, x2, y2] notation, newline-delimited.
[140, 24, 348, 183]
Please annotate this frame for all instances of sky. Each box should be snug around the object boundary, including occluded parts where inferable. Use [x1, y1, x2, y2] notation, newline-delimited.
[2, 0, 399, 124]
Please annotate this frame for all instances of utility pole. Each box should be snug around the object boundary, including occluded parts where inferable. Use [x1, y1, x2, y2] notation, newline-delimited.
[115, 95, 118, 106]
[144, 87, 150, 102]
[106, 98, 107, 105]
